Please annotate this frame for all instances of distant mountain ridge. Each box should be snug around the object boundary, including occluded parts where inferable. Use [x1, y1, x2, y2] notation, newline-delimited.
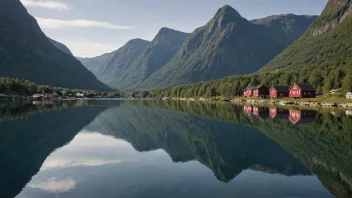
[80, 5, 316, 91]
[80, 28, 188, 91]
[77, 38, 150, 90]
[0, 0, 110, 90]
[109, 28, 189, 90]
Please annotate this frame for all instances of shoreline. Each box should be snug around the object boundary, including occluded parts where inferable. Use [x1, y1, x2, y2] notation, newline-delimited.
[164, 97, 352, 109]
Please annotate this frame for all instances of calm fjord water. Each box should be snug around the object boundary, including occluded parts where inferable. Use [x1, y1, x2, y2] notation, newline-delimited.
[1, 100, 351, 198]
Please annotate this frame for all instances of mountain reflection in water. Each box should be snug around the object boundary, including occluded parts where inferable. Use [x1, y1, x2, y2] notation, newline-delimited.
[0, 100, 351, 198]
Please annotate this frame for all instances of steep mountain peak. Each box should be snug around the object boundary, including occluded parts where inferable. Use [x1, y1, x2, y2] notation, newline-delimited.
[159, 27, 176, 32]
[151, 27, 188, 45]
[156, 27, 187, 38]
[215, 5, 242, 20]
[210, 5, 245, 29]
[125, 38, 149, 46]
[217, 5, 241, 17]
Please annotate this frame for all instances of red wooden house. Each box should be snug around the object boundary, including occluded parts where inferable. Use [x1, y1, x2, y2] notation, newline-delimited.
[253, 85, 269, 98]
[244, 86, 255, 97]
[289, 110, 316, 125]
[270, 86, 290, 98]
[289, 83, 316, 98]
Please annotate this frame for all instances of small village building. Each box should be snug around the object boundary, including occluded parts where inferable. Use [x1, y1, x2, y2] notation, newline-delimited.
[270, 86, 290, 98]
[346, 92, 352, 99]
[289, 110, 316, 125]
[243, 86, 255, 97]
[253, 85, 269, 98]
[289, 83, 316, 98]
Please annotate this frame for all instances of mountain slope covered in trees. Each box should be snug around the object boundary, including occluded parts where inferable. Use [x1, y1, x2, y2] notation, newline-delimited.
[260, 0, 352, 91]
[0, 0, 110, 90]
[149, 0, 352, 98]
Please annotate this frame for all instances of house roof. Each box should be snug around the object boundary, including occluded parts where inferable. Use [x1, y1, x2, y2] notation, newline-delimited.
[271, 86, 290, 92]
[294, 83, 316, 91]
[254, 84, 268, 89]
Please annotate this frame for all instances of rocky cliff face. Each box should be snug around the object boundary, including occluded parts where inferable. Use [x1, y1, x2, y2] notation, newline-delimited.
[310, 0, 352, 36]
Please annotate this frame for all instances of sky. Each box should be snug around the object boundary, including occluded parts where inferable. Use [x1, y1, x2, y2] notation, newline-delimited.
[21, 0, 328, 58]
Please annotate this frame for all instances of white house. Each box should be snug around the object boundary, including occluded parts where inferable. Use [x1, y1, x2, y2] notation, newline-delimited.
[346, 92, 352, 99]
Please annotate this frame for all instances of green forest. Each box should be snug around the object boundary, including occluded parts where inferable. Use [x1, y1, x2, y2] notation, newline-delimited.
[0, 77, 102, 96]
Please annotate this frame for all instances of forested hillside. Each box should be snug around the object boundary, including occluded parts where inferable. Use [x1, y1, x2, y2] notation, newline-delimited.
[149, 0, 352, 98]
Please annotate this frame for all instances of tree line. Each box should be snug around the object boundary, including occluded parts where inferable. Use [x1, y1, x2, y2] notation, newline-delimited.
[0, 77, 114, 96]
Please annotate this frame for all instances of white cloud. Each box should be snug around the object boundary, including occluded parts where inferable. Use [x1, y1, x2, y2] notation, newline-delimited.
[53, 40, 120, 57]
[36, 17, 134, 30]
[28, 177, 76, 193]
[41, 158, 123, 170]
[21, 0, 70, 10]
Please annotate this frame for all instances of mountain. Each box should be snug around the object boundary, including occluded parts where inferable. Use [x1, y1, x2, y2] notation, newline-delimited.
[77, 39, 150, 90]
[48, 38, 73, 56]
[142, 6, 316, 90]
[0, 0, 110, 90]
[250, 14, 318, 46]
[260, 0, 352, 90]
[80, 28, 189, 91]
[111, 28, 189, 91]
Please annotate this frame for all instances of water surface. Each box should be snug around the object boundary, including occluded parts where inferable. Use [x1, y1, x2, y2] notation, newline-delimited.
[1, 100, 351, 198]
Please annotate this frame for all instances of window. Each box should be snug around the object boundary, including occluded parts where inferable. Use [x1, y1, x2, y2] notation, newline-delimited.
[304, 92, 307, 96]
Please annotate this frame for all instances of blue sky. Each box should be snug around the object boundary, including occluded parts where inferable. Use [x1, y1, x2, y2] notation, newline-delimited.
[21, 0, 328, 57]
